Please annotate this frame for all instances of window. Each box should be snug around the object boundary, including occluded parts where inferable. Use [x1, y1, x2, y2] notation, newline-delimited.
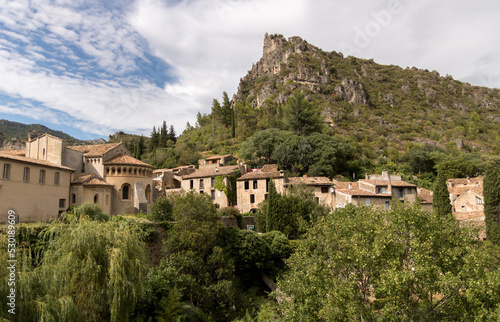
[71, 193, 76, 204]
[365, 199, 371, 206]
[250, 194, 255, 204]
[321, 186, 329, 193]
[264, 194, 268, 200]
[39, 170, 46, 184]
[385, 201, 390, 210]
[42, 148, 46, 157]
[398, 188, 405, 198]
[54, 172, 60, 185]
[377, 186, 387, 194]
[146, 185, 151, 202]
[315, 197, 320, 204]
[190, 180, 194, 189]
[211, 190, 215, 200]
[94, 194, 98, 203]
[253, 180, 258, 189]
[2, 164, 11, 180]
[122, 184, 130, 199]
[476, 197, 483, 204]
[23, 167, 30, 182]
[211, 177, 215, 187]
[106, 194, 109, 205]
[244, 181, 249, 190]
[59, 199, 66, 208]
[200, 179, 204, 189]
[266, 179, 270, 192]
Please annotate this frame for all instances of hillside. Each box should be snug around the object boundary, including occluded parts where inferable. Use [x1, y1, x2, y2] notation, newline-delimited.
[233, 33, 500, 152]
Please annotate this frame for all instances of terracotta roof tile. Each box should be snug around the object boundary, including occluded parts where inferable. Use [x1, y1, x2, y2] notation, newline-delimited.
[0, 152, 74, 171]
[238, 170, 283, 180]
[359, 179, 416, 187]
[286, 176, 333, 186]
[67, 142, 122, 157]
[183, 165, 240, 179]
[103, 154, 153, 167]
[2, 150, 26, 156]
[417, 187, 433, 204]
[72, 173, 113, 186]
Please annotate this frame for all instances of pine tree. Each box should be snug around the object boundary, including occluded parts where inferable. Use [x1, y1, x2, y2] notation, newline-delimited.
[284, 90, 322, 135]
[221, 91, 232, 127]
[168, 125, 176, 143]
[433, 168, 452, 217]
[211, 99, 222, 130]
[484, 160, 500, 245]
[159, 121, 168, 148]
[149, 126, 160, 152]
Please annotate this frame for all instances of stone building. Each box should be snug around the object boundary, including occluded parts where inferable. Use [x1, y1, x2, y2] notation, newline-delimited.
[284, 176, 334, 206]
[417, 187, 434, 212]
[236, 164, 285, 213]
[181, 164, 244, 208]
[1, 133, 154, 221]
[0, 151, 74, 221]
[447, 176, 485, 238]
[153, 165, 195, 197]
[333, 170, 417, 210]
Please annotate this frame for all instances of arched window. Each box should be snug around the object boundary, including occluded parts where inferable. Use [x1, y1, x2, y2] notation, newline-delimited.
[106, 194, 109, 205]
[54, 172, 60, 185]
[117, 168, 121, 175]
[106, 168, 110, 175]
[23, 167, 30, 182]
[146, 184, 151, 202]
[72, 193, 76, 204]
[122, 184, 130, 200]
[94, 194, 98, 203]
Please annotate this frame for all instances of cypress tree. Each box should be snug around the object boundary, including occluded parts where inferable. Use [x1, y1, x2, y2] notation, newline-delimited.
[266, 179, 281, 232]
[433, 168, 452, 217]
[159, 121, 167, 148]
[149, 126, 159, 152]
[484, 160, 500, 244]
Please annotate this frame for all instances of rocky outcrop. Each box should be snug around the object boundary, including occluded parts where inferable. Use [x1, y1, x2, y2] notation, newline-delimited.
[334, 78, 368, 104]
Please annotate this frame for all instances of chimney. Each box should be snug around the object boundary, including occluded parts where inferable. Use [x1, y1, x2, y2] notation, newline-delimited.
[348, 183, 352, 190]
[382, 169, 389, 180]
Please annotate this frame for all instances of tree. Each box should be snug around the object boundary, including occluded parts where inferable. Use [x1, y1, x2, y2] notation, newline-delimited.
[221, 91, 232, 127]
[484, 159, 500, 245]
[284, 90, 322, 135]
[160, 121, 168, 148]
[265, 179, 281, 233]
[274, 203, 500, 320]
[149, 126, 160, 151]
[433, 168, 453, 217]
[168, 125, 177, 143]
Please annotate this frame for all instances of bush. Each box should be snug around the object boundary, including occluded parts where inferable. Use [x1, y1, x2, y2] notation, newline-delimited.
[218, 206, 240, 217]
[150, 196, 173, 222]
[63, 202, 110, 222]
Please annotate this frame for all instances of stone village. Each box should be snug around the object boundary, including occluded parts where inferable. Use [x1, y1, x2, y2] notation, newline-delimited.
[0, 134, 485, 235]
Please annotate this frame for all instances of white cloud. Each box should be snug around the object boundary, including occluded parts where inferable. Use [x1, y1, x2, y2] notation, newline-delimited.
[0, 0, 499, 140]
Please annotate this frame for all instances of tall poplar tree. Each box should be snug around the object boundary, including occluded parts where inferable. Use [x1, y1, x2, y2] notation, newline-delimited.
[484, 159, 500, 245]
[433, 168, 452, 217]
[266, 179, 281, 232]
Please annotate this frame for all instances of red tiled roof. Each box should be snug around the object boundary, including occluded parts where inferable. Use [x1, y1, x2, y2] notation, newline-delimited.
[103, 154, 153, 168]
[183, 165, 240, 179]
[417, 187, 433, 204]
[0, 152, 74, 171]
[286, 176, 333, 186]
[359, 179, 416, 187]
[238, 170, 283, 180]
[72, 173, 113, 186]
[67, 142, 122, 157]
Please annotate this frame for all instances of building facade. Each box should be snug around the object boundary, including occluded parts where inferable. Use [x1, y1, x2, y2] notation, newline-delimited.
[1, 134, 154, 221]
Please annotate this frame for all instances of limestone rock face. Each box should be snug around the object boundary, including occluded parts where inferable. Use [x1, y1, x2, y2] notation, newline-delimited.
[234, 33, 363, 109]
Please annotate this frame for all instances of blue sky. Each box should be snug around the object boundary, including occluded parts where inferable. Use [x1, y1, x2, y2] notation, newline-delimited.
[0, 0, 499, 140]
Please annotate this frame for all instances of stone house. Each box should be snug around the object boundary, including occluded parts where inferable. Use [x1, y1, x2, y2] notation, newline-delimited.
[153, 165, 196, 197]
[198, 154, 237, 169]
[447, 176, 485, 238]
[181, 164, 244, 208]
[1, 133, 154, 221]
[333, 170, 417, 210]
[236, 164, 285, 213]
[417, 187, 434, 212]
[0, 151, 74, 221]
[284, 176, 334, 206]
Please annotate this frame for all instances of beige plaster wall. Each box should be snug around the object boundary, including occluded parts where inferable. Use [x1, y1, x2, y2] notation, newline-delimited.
[236, 178, 284, 213]
[105, 171, 153, 215]
[0, 159, 71, 222]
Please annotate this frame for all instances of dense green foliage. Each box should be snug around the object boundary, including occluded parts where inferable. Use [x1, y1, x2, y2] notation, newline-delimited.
[0, 215, 147, 321]
[432, 168, 453, 217]
[257, 183, 329, 239]
[484, 159, 500, 245]
[274, 203, 500, 320]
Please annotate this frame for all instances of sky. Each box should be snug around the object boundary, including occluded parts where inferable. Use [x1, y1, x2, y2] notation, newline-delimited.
[0, 0, 499, 140]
